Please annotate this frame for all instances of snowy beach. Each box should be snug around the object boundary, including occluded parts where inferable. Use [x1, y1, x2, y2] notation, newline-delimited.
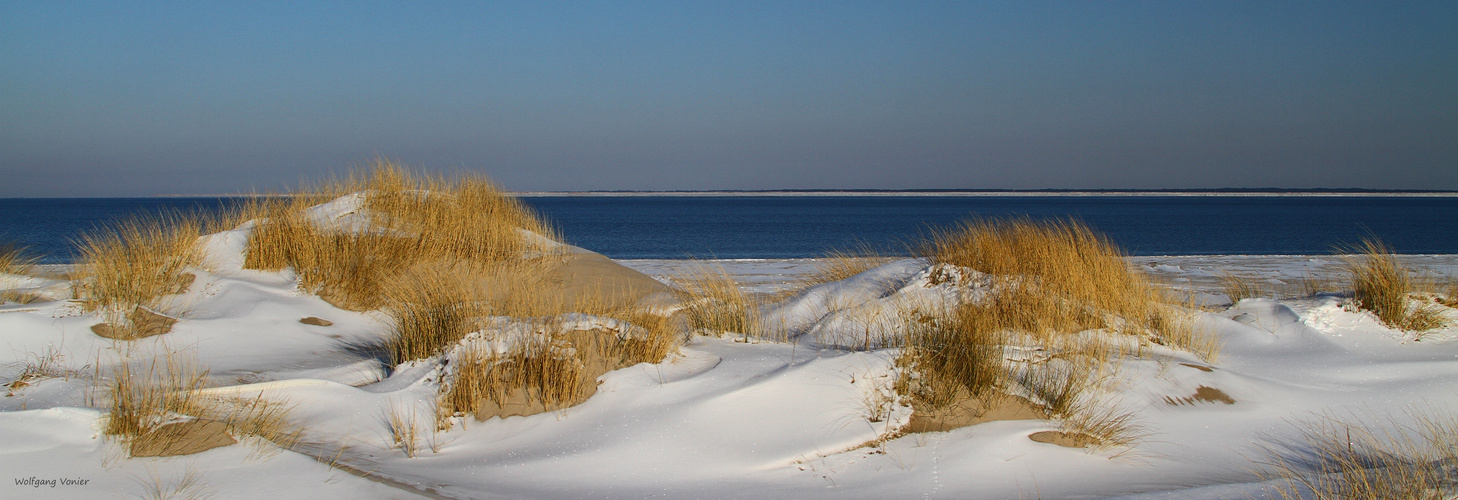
[4, 211, 1457, 498]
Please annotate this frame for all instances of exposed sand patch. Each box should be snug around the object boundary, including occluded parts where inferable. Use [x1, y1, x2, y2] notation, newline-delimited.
[90, 306, 179, 339]
[1165, 385, 1235, 406]
[545, 252, 675, 308]
[1029, 430, 1097, 448]
[904, 393, 1050, 433]
[130, 419, 236, 457]
[300, 316, 334, 326]
[1179, 362, 1214, 372]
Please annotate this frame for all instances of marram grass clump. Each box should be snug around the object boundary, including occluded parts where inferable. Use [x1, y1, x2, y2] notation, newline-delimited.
[436, 312, 680, 426]
[380, 256, 660, 365]
[75, 214, 202, 339]
[918, 218, 1215, 357]
[1219, 273, 1266, 304]
[382, 264, 490, 364]
[104, 351, 300, 458]
[0, 242, 43, 304]
[0, 242, 36, 275]
[677, 264, 761, 340]
[892, 218, 1216, 447]
[236, 161, 684, 426]
[1343, 239, 1449, 332]
[241, 160, 559, 311]
[1260, 406, 1458, 500]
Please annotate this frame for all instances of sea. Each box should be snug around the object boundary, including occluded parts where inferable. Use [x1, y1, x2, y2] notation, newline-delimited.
[1, 194, 1456, 264]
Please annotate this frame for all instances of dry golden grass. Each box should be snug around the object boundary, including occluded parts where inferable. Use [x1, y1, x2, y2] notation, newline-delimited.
[241, 160, 559, 311]
[215, 393, 303, 454]
[357, 219, 681, 425]
[892, 218, 1215, 446]
[381, 256, 661, 364]
[0, 241, 35, 275]
[104, 351, 300, 458]
[1298, 272, 1339, 298]
[437, 311, 679, 426]
[1220, 273, 1265, 304]
[5, 345, 78, 395]
[1343, 239, 1449, 332]
[595, 309, 680, 365]
[104, 353, 210, 441]
[1015, 357, 1094, 418]
[235, 161, 683, 426]
[895, 307, 1008, 411]
[359, 164, 556, 262]
[677, 264, 761, 340]
[75, 215, 202, 338]
[1262, 406, 1458, 499]
[132, 464, 215, 500]
[439, 333, 584, 423]
[381, 263, 493, 364]
[919, 218, 1215, 358]
[1057, 399, 1148, 452]
[813, 248, 893, 283]
[385, 399, 424, 458]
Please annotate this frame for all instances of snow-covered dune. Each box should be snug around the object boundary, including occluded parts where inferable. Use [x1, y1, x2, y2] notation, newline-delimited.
[3, 199, 1457, 498]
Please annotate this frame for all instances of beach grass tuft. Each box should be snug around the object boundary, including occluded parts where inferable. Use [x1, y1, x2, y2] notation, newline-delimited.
[1439, 278, 1458, 309]
[1058, 399, 1148, 452]
[678, 264, 761, 340]
[381, 262, 493, 364]
[1297, 272, 1337, 298]
[0, 241, 36, 276]
[917, 218, 1215, 357]
[1261, 406, 1458, 499]
[234, 160, 685, 425]
[385, 399, 424, 458]
[893, 218, 1216, 445]
[6, 345, 79, 395]
[132, 464, 215, 500]
[75, 214, 202, 338]
[439, 332, 585, 424]
[437, 310, 680, 426]
[104, 350, 301, 458]
[0, 242, 45, 304]
[896, 306, 1008, 411]
[1219, 273, 1265, 304]
[1343, 239, 1450, 332]
[104, 353, 210, 443]
[811, 247, 894, 285]
[241, 160, 559, 312]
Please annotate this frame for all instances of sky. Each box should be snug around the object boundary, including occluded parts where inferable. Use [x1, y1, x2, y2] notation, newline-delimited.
[1, 1, 1455, 196]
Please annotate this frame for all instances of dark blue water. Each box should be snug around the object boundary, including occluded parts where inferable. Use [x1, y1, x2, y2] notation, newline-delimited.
[0, 198, 250, 264]
[522, 196, 1458, 259]
[2, 196, 1456, 263]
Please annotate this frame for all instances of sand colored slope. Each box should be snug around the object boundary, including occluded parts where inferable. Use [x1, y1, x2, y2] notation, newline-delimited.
[543, 249, 675, 308]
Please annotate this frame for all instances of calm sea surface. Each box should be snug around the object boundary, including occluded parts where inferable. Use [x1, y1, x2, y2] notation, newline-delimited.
[1, 195, 1455, 263]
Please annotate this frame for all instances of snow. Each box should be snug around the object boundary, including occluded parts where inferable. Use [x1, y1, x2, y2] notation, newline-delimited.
[4, 209, 1458, 498]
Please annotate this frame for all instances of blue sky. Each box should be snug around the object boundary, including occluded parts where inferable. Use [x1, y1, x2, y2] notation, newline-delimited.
[2, 1, 1454, 196]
